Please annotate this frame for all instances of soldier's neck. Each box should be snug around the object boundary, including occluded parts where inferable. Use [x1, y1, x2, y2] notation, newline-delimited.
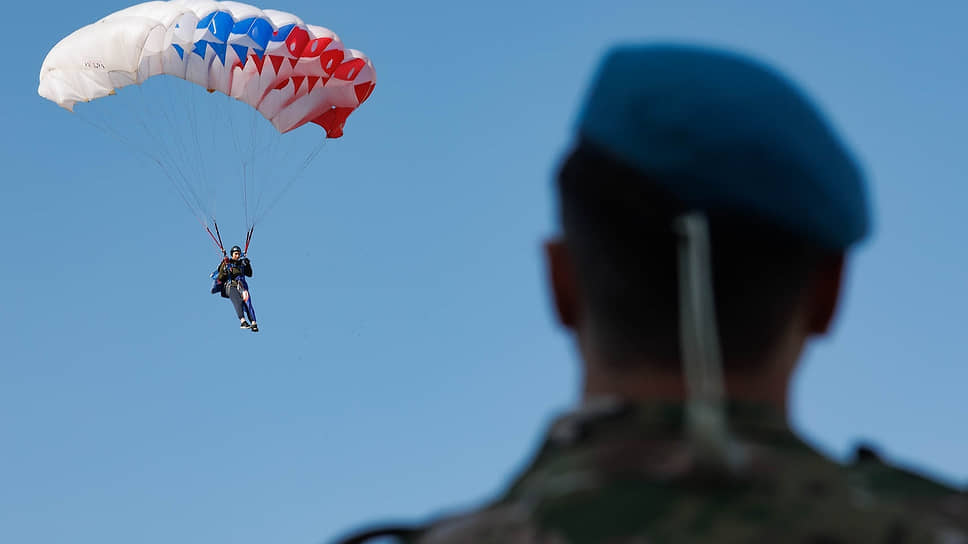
[579, 330, 807, 418]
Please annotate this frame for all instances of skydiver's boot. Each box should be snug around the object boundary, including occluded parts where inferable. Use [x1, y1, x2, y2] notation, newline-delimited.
[240, 319, 251, 329]
[250, 322, 259, 332]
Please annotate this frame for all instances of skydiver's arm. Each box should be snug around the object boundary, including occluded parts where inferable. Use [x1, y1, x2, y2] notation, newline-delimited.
[242, 258, 252, 277]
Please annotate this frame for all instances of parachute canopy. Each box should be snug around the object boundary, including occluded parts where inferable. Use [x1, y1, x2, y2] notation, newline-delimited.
[38, 0, 376, 138]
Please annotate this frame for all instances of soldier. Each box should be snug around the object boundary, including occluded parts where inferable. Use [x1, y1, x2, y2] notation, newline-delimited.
[332, 43, 968, 543]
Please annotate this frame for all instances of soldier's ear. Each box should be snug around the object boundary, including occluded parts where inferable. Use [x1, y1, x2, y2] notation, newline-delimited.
[807, 253, 846, 335]
[545, 238, 580, 329]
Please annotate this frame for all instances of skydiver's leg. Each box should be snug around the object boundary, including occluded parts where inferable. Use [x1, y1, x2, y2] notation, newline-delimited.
[243, 294, 258, 332]
[228, 285, 249, 327]
[245, 297, 256, 323]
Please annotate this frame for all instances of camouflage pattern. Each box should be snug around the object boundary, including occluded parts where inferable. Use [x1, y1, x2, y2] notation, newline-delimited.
[333, 399, 968, 544]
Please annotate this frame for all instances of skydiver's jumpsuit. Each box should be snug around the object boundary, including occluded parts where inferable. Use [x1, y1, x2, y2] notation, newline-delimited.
[212, 257, 257, 323]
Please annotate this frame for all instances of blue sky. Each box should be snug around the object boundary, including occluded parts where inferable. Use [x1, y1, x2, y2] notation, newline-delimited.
[2, 1, 966, 543]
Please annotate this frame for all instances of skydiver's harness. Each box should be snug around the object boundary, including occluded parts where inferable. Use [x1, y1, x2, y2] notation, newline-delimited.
[224, 276, 247, 295]
[217, 261, 249, 299]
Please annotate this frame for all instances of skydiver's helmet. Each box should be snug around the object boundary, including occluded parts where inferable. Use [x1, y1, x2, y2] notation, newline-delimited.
[230, 246, 242, 258]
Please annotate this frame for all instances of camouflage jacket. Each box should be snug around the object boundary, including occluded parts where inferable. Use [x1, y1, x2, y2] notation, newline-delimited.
[333, 400, 968, 543]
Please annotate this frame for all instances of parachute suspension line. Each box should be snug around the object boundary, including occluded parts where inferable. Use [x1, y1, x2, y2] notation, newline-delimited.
[249, 112, 295, 222]
[74, 94, 207, 228]
[170, 78, 213, 219]
[185, 81, 210, 216]
[232, 106, 243, 230]
[242, 160, 250, 232]
[155, 79, 209, 220]
[225, 92, 251, 235]
[73, 74, 327, 249]
[250, 137, 327, 227]
[244, 96, 264, 233]
[128, 82, 210, 225]
[205, 89, 224, 221]
[234, 99, 274, 234]
[131, 77, 222, 243]
[209, 90, 233, 220]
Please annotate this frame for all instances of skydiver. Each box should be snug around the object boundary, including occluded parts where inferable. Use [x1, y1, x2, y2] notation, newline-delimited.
[211, 245, 258, 332]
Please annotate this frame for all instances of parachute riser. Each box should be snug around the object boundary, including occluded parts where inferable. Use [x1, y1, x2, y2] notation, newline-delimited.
[243, 225, 254, 257]
[205, 219, 254, 259]
[205, 219, 230, 258]
[204, 224, 224, 256]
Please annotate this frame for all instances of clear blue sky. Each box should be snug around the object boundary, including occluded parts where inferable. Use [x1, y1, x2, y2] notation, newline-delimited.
[2, 1, 966, 543]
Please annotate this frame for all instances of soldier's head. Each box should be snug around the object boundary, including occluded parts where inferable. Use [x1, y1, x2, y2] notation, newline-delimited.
[546, 44, 871, 374]
[230, 246, 242, 260]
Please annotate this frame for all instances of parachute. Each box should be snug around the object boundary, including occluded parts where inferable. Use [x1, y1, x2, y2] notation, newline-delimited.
[38, 0, 376, 253]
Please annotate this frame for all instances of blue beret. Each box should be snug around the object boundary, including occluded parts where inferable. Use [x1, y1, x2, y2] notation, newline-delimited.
[577, 44, 871, 250]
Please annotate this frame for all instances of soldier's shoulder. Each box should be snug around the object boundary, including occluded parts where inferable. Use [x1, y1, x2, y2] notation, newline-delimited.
[329, 524, 423, 544]
[330, 502, 554, 544]
[846, 443, 968, 522]
[330, 446, 968, 544]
